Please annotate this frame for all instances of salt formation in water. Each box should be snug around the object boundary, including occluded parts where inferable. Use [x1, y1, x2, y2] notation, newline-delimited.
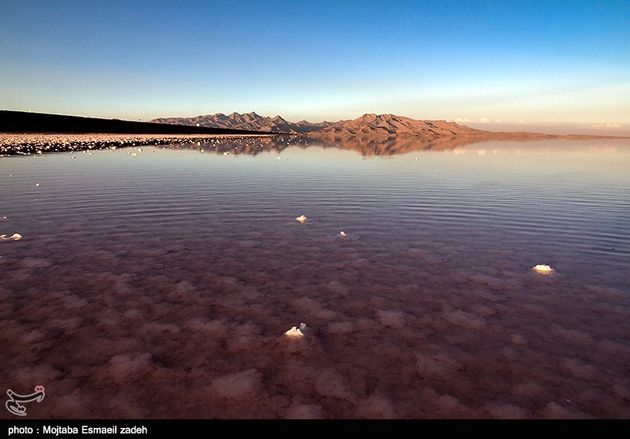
[338, 231, 347, 238]
[0, 233, 22, 241]
[532, 264, 554, 275]
[295, 214, 308, 224]
[285, 323, 307, 338]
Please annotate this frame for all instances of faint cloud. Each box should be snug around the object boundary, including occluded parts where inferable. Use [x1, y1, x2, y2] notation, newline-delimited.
[479, 117, 490, 124]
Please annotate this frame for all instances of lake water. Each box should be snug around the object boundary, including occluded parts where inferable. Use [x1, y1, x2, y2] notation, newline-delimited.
[1, 138, 629, 418]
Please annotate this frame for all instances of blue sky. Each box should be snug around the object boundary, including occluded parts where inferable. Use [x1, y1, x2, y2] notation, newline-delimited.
[1, 0, 629, 131]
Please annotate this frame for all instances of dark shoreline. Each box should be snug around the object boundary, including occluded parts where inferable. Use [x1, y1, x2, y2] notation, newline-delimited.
[0, 110, 269, 135]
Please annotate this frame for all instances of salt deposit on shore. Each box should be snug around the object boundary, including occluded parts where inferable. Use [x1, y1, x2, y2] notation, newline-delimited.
[0, 133, 275, 156]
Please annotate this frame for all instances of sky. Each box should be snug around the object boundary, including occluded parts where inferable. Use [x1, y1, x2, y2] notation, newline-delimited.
[1, 0, 629, 133]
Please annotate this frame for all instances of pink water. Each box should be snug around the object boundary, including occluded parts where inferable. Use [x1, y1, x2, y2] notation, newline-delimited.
[1, 139, 629, 418]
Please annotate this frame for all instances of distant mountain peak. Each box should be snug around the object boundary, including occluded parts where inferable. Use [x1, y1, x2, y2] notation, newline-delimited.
[151, 111, 326, 133]
[311, 114, 488, 139]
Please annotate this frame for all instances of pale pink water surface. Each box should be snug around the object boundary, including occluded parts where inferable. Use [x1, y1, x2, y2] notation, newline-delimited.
[1, 139, 629, 418]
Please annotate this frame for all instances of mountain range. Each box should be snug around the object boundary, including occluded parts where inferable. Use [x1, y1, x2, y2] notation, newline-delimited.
[152, 112, 330, 134]
[151, 112, 622, 142]
[151, 112, 489, 137]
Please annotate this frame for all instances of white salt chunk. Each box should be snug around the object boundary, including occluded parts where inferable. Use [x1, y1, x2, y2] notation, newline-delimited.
[285, 322, 307, 338]
[0, 233, 22, 241]
[532, 264, 554, 275]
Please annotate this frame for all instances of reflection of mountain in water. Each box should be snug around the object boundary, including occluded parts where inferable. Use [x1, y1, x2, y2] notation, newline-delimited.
[165, 134, 508, 156]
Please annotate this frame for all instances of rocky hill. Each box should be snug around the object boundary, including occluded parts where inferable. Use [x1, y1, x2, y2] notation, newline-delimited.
[152, 112, 331, 133]
[313, 113, 487, 138]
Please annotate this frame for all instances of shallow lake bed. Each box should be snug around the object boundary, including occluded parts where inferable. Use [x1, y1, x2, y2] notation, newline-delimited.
[1, 139, 629, 418]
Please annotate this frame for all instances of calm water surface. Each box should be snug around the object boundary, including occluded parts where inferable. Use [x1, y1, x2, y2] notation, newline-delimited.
[1, 139, 629, 418]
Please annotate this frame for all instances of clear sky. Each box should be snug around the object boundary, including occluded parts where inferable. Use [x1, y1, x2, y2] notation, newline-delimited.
[1, 0, 629, 132]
